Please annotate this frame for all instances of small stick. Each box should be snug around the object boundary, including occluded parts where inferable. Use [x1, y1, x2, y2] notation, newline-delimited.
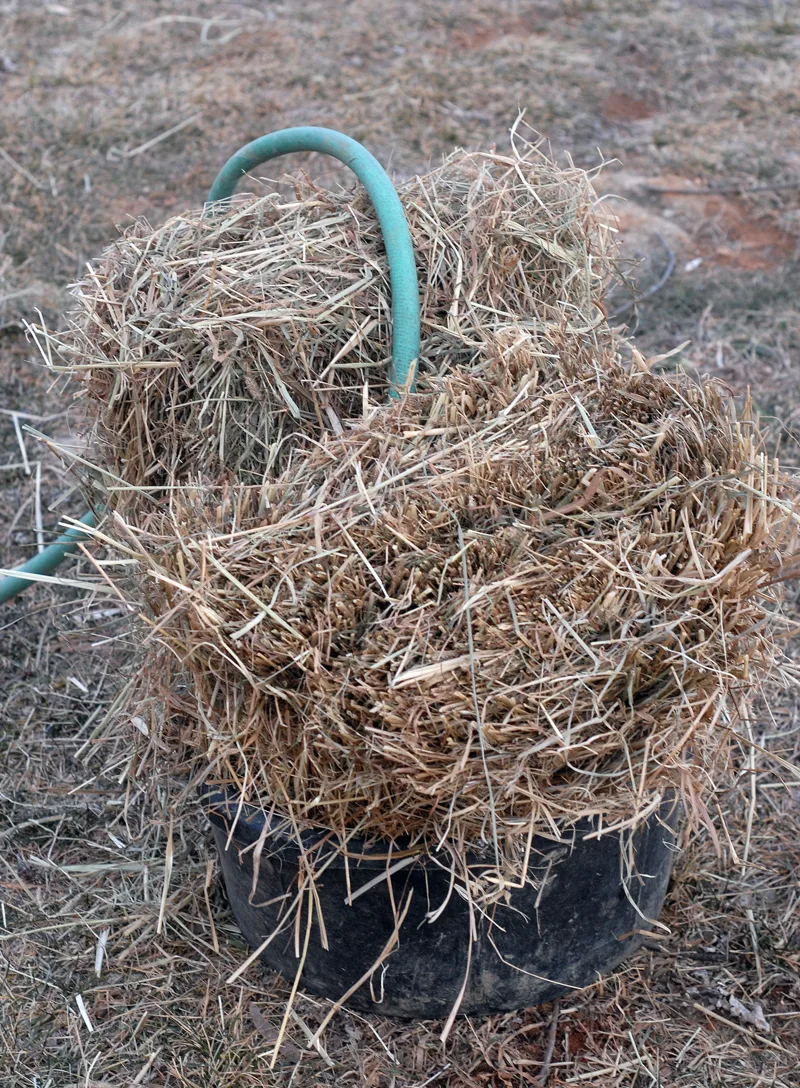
[440, 921, 473, 1044]
[94, 928, 109, 977]
[537, 998, 561, 1086]
[156, 811, 174, 935]
[0, 407, 66, 421]
[288, 1009, 335, 1068]
[132, 1049, 162, 1086]
[203, 859, 219, 954]
[0, 814, 63, 842]
[11, 413, 30, 475]
[34, 461, 44, 552]
[74, 993, 94, 1033]
[691, 1002, 789, 1054]
[0, 145, 46, 190]
[123, 113, 202, 159]
[565, 1059, 642, 1082]
[270, 888, 314, 1069]
[746, 907, 764, 991]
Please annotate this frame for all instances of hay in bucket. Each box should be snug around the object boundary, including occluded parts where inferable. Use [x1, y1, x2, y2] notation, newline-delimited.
[48, 134, 794, 901]
[96, 332, 791, 898]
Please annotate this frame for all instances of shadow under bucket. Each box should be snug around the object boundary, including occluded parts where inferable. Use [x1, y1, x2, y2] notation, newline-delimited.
[205, 791, 678, 1018]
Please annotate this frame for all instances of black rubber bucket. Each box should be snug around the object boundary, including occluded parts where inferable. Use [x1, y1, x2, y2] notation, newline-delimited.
[205, 791, 677, 1018]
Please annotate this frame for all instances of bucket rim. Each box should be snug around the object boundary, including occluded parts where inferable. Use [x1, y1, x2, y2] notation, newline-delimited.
[200, 784, 679, 871]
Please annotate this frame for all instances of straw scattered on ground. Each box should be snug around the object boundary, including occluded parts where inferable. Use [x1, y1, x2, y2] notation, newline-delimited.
[3, 610, 800, 1085]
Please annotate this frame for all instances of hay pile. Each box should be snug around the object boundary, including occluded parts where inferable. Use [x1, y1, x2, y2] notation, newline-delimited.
[106, 337, 787, 876]
[55, 139, 792, 895]
[58, 143, 613, 507]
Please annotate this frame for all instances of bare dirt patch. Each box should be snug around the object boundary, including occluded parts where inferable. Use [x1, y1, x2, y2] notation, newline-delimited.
[602, 91, 655, 122]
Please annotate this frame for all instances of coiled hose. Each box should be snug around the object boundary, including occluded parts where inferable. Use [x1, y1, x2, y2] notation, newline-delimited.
[0, 127, 420, 605]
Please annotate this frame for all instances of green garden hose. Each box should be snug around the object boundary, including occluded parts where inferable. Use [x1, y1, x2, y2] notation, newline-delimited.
[0, 127, 421, 605]
[0, 510, 96, 605]
[208, 127, 420, 395]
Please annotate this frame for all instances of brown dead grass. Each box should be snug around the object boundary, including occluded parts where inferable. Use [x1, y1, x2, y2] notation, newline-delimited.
[3, 634, 800, 1085]
[2, 1, 800, 1085]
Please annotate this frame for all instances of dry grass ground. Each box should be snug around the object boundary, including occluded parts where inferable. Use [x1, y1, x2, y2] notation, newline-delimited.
[2, 2, 800, 1085]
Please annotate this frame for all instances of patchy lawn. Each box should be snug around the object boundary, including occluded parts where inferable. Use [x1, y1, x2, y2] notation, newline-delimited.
[2, 2, 799, 1084]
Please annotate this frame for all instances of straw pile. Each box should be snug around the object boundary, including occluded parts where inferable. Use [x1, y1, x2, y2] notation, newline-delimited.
[59, 142, 613, 508]
[105, 336, 787, 876]
[55, 139, 792, 894]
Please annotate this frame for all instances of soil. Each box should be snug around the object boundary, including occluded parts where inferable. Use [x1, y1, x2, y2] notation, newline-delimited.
[602, 91, 655, 123]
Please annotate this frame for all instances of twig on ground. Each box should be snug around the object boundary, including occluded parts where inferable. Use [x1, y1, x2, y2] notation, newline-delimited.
[34, 461, 44, 552]
[11, 413, 30, 475]
[537, 998, 561, 1085]
[122, 113, 202, 159]
[0, 145, 46, 190]
[691, 1003, 790, 1054]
